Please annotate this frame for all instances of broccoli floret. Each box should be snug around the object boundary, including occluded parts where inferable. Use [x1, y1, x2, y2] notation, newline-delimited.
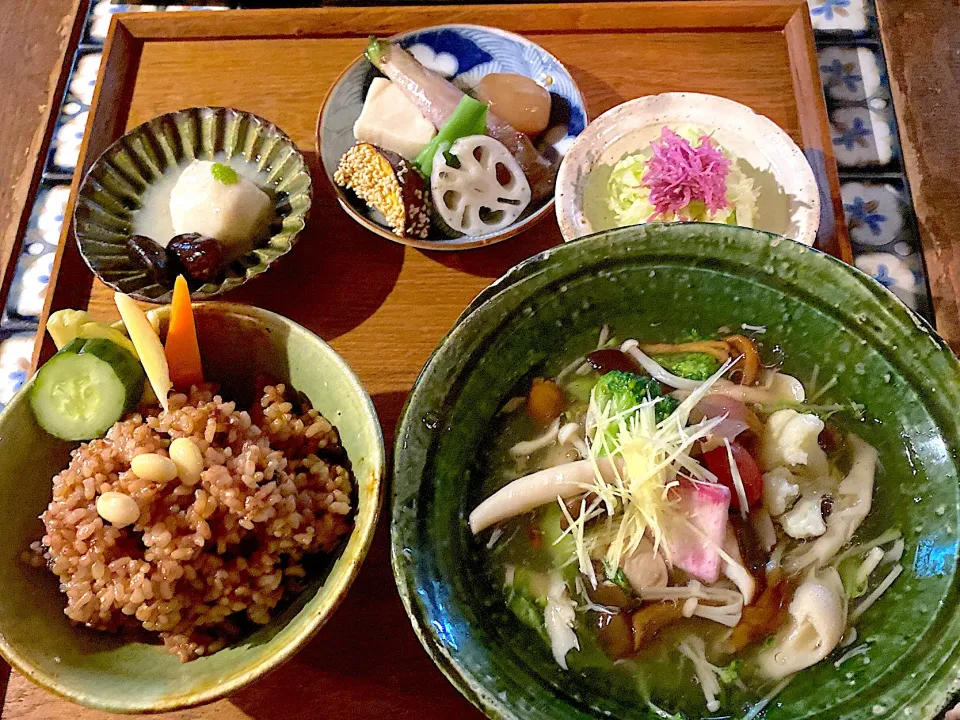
[505, 583, 549, 641]
[657, 395, 680, 420]
[716, 659, 745, 685]
[678, 329, 709, 342]
[592, 371, 678, 425]
[652, 352, 721, 381]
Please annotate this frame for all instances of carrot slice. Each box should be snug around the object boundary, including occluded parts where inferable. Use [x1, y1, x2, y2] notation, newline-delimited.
[164, 276, 204, 391]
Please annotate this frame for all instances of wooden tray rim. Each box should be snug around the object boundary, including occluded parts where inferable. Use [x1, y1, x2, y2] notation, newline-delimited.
[33, 0, 848, 373]
[7, 1, 851, 715]
[106, 1, 816, 39]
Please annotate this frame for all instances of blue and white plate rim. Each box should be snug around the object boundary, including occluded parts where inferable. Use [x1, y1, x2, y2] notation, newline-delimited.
[317, 22, 588, 251]
[391, 23, 587, 119]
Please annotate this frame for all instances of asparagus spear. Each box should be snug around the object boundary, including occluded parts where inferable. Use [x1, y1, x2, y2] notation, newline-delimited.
[414, 95, 488, 177]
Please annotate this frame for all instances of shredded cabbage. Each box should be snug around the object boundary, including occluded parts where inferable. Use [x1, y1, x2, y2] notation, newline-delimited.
[605, 124, 759, 229]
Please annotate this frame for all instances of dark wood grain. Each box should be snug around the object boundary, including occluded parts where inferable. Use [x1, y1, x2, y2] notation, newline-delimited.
[878, 5, 960, 712]
[0, 0, 87, 709]
[32, 15, 141, 366]
[0, 0, 86, 315]
[7, 3, 846, 718]
[875, 0, 960, 353]
[0, 662, 9, 716]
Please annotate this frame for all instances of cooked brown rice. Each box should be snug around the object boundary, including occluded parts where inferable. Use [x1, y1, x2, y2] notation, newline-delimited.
[28, 383, 354, 661]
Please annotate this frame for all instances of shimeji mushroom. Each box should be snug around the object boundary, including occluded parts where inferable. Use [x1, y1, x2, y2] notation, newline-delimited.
[758, 567, 847, 679]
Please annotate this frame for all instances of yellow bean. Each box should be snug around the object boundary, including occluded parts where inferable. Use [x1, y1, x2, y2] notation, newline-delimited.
[131, 453, 178, 483]
[169, 437, 204, 485]
[96, 492, 140, 527]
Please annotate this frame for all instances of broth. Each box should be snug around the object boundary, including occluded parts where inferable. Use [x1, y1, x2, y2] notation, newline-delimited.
[471, 326, 897, 717]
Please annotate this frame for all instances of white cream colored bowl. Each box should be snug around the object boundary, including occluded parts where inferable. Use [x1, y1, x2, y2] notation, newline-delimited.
[555, 92, 821, 245]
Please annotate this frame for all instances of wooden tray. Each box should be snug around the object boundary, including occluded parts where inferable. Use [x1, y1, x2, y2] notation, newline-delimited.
[8, 2, 846, 717]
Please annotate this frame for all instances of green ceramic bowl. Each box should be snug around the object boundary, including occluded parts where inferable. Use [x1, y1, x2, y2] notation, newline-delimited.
[0, 303, 384, 713]
[393, 224, 960, 720]
[74, 107, 313, 303]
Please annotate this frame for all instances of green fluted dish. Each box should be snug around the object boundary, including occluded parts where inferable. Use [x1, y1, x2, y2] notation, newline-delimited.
[393, 223, 960, 720]
[74, 107, 312, 302]
[0, 304, 384, 712]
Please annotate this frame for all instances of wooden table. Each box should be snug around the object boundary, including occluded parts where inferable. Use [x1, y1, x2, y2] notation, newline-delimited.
[0, 1, 958, 719]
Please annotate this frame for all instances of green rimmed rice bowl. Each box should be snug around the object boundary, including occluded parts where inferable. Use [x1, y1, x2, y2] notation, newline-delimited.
[0, 303, 384, 712]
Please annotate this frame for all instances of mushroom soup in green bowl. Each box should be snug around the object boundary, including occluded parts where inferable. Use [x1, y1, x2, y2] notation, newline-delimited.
[393, 223, 960, 720]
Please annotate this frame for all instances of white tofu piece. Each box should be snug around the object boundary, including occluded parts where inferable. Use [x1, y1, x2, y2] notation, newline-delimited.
[780, 493, 827, 539]
[353, 78, 437, 161]
[169, 161, 272, 249]
[762, 466, 801, 516]
[760, 409, 829, 477]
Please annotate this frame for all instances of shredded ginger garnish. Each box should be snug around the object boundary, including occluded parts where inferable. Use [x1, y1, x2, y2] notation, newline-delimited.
[643, 127, 731, 220]
[559, 361, 733, 587]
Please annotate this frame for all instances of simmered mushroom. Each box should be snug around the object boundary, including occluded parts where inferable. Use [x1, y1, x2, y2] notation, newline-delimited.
[632, 602, 684, 651]
[590, 581, 633, 610]
[595, 611, 634, 660]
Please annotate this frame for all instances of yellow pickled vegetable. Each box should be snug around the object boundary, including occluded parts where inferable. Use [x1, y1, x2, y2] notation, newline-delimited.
[46, 309, 92, 349]
[114, 293, 171, 412]
[77, 322, 138, 359]
[45, 308, 140, 359]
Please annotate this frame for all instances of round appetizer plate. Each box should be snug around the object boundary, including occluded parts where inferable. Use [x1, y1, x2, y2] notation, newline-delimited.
[318, 24, 588, 251]
[555, 92, 821, 246]
[74, 106, 313, 303]
[392, 223, 960, 720]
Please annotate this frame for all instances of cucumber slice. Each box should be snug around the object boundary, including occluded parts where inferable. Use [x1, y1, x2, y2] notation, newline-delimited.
[77, 322, 138, 359]
[79, 339, 145, 413]
[58, 337, 88, 355]
[31, 352, 130, 440]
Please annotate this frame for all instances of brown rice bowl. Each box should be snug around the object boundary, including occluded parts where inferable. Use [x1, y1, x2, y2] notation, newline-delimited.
[27, 382, 354, 662]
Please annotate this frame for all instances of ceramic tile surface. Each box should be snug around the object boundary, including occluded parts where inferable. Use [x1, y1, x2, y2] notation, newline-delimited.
[0, 0, 935, 414]
[0, 333, 35, 406]
[819, 45, 885, 104]
[808, 0, 876, 34]
[44, 49, 101, 178]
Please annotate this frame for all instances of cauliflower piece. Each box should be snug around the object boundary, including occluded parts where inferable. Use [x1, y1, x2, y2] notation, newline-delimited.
[780, 493, 827, 539]
[762, 467, 801, 516]
[760, 409, 829, 477]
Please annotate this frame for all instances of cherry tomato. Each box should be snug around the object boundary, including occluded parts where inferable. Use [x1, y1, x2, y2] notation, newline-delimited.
[701, 442, 763, 510]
